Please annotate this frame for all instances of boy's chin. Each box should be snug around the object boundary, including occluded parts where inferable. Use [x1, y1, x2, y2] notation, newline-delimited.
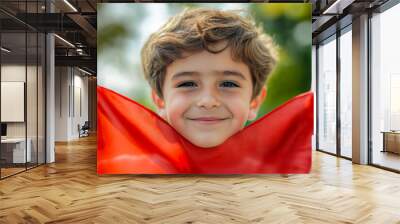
[185, 136, 227, 149]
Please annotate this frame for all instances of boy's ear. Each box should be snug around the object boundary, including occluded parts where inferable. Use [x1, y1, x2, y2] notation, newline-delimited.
[248, 86, 267, 121]
[151, 90, 166, 118]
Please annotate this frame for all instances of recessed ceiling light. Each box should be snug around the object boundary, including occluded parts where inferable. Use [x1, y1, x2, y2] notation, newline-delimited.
[1, 47, 11, 53]
[63, 0, 78, 12]
[54, 34, 75, 48]
[78, 67, 92, 76]
[322, 0, 354, 15]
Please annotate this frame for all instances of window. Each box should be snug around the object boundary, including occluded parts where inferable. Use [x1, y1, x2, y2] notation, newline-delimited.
[339, 27, 352, 158]
[317, 35, 337, 154]
[371, 3, 400, 171]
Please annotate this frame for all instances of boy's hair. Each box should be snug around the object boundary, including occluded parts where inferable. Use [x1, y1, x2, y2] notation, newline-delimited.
[141, 8, 278, 99]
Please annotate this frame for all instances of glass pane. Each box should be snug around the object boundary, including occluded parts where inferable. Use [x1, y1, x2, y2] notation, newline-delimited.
[1, 30, 27, 177]
[26, 0, 39, 169]
[27, 31, 38, 169]
[318, 37, 337, 154]
[371, 5, 400, 171]
[340, 29, 352, 158]
[38, 33, 45, 165]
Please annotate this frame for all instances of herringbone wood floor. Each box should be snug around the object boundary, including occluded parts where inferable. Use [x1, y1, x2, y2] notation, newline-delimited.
[1, 135, 400, 224]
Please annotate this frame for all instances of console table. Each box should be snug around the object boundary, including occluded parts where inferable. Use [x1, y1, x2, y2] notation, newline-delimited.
[381, 131, 400, 154]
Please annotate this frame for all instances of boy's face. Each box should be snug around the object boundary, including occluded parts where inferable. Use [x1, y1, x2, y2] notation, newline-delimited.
[152, 46, 266, 148]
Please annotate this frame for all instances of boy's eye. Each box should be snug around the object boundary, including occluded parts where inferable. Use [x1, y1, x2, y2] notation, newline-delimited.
[220, 81, 240, 88]
[176, 81, 197, 88]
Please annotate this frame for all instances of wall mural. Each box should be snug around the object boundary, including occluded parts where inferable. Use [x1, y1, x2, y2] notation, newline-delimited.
[97, 3, 313, 174]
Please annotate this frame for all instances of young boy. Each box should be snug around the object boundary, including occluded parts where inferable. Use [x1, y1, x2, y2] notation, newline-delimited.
[141, 8, 278, 148]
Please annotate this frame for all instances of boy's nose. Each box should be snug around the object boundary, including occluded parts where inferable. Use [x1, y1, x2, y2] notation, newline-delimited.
[196, 91, 221, 110]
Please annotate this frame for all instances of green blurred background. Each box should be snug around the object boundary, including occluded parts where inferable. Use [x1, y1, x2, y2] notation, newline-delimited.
[98, 3, 311, 124]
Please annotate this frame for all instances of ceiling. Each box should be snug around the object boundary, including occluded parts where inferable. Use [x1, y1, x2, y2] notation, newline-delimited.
[0, 0, 393, 75]
[0, 0, 97, 74]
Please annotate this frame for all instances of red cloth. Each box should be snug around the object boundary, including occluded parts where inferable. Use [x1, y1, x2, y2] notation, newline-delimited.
[97, 86, 313, 174]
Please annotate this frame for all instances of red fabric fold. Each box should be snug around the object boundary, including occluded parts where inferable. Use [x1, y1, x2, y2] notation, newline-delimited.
[97, 86, 313, 174]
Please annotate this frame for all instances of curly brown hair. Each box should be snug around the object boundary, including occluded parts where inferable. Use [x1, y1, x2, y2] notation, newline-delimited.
[141, 8, 278, 99]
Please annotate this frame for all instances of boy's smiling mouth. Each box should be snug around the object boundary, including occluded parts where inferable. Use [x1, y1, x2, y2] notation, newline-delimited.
[186, 116, 231, 124]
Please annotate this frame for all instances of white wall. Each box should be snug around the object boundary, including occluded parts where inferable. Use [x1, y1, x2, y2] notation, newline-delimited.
[55, 66, 69, 141]
[1, 65, 38, 138]
[55, 67, 89, 141]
